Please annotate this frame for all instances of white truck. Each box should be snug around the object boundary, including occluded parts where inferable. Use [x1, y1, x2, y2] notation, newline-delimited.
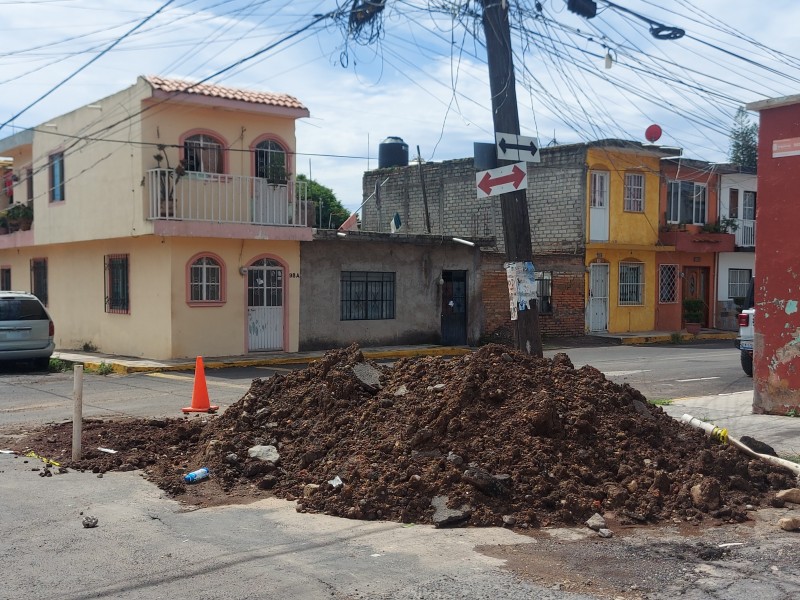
[734, 278, 755, 377]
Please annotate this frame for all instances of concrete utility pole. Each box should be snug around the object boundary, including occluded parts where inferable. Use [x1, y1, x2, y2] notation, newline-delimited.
[481, 0, 543, 357]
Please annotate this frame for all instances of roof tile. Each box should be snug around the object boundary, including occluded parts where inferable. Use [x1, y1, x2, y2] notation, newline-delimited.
[145, 75, 306, 111]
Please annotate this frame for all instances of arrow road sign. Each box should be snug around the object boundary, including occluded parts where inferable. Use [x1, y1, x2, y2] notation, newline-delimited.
[476, 162, 528, 198]
[495, 132, 541, 163]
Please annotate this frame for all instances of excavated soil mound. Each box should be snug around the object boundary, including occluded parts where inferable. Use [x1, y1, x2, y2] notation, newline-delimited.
[13, 344, 793, 528]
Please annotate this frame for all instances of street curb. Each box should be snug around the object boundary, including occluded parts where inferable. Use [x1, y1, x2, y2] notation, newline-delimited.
[618, 332, 737, 345]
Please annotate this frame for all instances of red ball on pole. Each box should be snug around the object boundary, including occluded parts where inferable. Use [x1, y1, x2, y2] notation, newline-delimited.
[645, 124, 662, 143]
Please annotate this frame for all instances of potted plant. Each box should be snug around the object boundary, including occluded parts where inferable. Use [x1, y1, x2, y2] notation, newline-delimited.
[0, 214, 7, 235]
[7, 203, 33, 231]
[683, 298, 705, 334]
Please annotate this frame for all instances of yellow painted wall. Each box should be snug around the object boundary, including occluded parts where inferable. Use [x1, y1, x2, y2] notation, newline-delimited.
[586, 147, 662, 246]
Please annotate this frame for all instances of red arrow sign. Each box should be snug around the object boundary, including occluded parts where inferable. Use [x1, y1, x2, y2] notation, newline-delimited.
[477, 163, 527, 196]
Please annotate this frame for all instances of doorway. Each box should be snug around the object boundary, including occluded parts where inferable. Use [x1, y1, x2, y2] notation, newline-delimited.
[682, 266, 709, 326]
[441, 270, 467, 345]
[247, 258, 284, 351]
[588, 263, 609, 332]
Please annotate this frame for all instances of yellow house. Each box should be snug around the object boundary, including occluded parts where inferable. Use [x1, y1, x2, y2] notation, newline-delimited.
[0, 76, 311, 359]
[584, 142, 677, 333]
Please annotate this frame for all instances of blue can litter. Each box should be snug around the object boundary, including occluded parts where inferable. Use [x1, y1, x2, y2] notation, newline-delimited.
[184, 467, 210, 483]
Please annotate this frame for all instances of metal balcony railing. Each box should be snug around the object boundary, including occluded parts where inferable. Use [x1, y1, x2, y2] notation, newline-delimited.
[734, 218, 755, 247]
[146, 169, 308, 226]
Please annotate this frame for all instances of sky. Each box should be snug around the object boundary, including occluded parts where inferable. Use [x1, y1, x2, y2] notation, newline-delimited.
[2, 0, 800, 214]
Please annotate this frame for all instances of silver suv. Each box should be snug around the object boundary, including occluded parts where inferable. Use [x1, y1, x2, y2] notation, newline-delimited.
[0, 291, 55, 370]
[734, 278, 755, 377]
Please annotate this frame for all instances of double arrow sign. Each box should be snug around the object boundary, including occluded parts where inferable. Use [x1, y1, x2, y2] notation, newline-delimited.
[475, 132, 541, 198]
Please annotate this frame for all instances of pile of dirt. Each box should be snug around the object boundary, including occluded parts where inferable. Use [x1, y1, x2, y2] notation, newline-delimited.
[13, 344, 793, 528]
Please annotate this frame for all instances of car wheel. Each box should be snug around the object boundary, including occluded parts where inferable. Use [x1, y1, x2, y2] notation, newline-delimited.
[740, 351, 753, 377]
[33, 357, 50, 371]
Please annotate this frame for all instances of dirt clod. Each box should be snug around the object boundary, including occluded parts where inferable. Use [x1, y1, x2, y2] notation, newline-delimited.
[12, 344, 794, 528]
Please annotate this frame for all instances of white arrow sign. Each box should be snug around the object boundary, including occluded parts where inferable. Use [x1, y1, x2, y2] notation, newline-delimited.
[495, 132, 541, 163]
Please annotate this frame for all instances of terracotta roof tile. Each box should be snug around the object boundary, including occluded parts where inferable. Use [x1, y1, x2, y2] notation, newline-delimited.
[145, 75, 307, 111]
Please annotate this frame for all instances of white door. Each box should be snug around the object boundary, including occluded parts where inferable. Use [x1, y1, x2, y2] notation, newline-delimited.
[589, 171, 609, 242]
[588, 263, 609, 332]
[247, 259, 284, 351]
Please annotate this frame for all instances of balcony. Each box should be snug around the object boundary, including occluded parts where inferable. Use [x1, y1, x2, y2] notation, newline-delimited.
[146, 169, 309, 227]
[734, 218, 755, 248]
[658, 225, 735, 253]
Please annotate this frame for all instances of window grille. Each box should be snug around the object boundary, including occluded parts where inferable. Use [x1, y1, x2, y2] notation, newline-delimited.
[619, 262, 644, 306]
[536, 271, 553, 314]
[184, 134, 224, 174]
[659, 264, 678, 303]
[105, 254, 129, 314]
[255, 140, 287, 184]
[1, 267, 11, 291]
[624, 173, 644, 212]
[590, 171, 608, 208]
[190, 256, 221, 302]
[30, 258, 48, 305]
[341, 271, 395, 320]
[728, 268, 752, 299]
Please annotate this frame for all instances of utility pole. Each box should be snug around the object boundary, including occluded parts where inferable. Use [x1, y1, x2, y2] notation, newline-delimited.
[481, 0, 543, 357]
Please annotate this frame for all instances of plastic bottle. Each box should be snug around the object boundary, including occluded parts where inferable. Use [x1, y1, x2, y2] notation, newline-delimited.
[184, 467, 210, 483]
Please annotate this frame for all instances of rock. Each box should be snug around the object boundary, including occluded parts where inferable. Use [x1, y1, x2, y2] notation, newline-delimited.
[303, 483, 320, 498]
[431, 495, 471, 528]
[598, 528, 613, 538]
[82, 516, 98, 528]
[501, 353, 513, 362]
[776, 488, 800, 504]
[447, 452, 464, 466]
[248, 445, 280, 464]
[118, 463, 135, 472]
[393, 385, 408, 397]
[426, 383, 446, 392]
[502, 515, 517, 526]
[258, 475, 277, 490]
[691, 478, 721, 510]
[462, 467, 510, 497]
[352, 363, 382, 392]
[224, 453, 239, 465]
[739, 435, 778, 457]
[778, 517, 800, 531]
[586, 513, 606, 531]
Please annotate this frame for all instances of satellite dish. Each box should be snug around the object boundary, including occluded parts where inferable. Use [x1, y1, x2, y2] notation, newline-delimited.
[645, 124, 662, 143]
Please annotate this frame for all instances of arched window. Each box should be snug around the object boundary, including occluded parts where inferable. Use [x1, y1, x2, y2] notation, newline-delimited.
[255, 140, 287, 184]
[184, 134, 224, 174]
[189, 255, 224, 304]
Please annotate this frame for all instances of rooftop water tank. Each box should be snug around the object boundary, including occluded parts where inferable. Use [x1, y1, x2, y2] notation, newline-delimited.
[378, 136, 409, 169]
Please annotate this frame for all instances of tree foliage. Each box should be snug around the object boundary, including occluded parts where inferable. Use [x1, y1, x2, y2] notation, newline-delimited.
[297, 174, 351, 229]
[729, 106, 758, 170]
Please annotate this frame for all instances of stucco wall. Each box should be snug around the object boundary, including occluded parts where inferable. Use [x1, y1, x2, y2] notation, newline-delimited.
[298, 239, 482, 350]
[716, 252, 755, 330]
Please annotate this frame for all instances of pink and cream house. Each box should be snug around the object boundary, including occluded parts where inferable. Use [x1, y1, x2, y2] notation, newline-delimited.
[0, 76, 311, 359]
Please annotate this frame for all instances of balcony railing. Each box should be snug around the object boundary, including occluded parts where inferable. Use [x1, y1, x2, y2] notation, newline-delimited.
[146, 169, 308, 227]
[734, 218, 755, 247]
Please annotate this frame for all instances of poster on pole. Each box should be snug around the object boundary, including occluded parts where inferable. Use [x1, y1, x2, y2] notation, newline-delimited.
[504, 261, 537, 320]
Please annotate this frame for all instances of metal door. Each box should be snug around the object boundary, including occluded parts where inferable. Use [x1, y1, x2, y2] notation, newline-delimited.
[440, 270, 467, 345]
[589, 171, 609, 242]
[247, 259, 284, 351]
[588, 263, 609, 332]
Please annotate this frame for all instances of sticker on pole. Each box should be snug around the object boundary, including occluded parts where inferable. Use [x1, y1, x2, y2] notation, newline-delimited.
[476, 162, 528, 198]
[504, 261, 537, 321]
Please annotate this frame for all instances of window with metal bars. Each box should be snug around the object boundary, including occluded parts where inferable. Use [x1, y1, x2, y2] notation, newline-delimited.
[659, 264, 678, 303]
[624, 172, 644, 212]
[189, 256, 222, 303]
[728, 268, 752, 299]
[184, 133, 224, 174]
[30, 258, 48, 305]
[619, 262, 644, 306]
[105, 254, 129, 314]
[341, 271, 395, 320]
[255, 139, 287, 184]
[1, 267, 11, 291]
[536, 271, 553, 314]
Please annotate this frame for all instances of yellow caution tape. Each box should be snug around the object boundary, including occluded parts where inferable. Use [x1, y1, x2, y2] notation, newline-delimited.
[24, 451, 61, 467]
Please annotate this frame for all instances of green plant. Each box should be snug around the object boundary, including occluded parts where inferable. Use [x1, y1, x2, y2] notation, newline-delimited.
[48, 357, 70, 372]
[787, 408, 799, 418]
[670, 332, 684, 344]
[683, 299, 704, 322]
[95, 361, 114, 376]
[648, 398, 674, 406]
[701, 217, 739, 233]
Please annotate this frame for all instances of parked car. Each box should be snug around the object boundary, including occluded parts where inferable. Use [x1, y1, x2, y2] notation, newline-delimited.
[734, 278, 755, 377]
[0, 291, 54, 369]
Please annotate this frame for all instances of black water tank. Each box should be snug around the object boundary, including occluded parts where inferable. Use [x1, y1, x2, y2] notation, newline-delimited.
[378, 136, 409, 169]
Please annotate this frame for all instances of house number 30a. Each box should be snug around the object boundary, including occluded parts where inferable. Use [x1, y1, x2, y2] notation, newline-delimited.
[289, 272, 300, 278]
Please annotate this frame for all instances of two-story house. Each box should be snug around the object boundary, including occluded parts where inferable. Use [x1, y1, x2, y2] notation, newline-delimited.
[0, 76, 312, 360]
[656, 158, 735, 332]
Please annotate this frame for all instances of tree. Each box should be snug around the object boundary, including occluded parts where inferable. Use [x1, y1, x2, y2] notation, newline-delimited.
[297, 174, 351, 229]
[729, 106, 758, 170]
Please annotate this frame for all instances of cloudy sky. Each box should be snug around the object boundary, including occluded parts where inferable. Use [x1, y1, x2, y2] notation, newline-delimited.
[2, 0, 799, 213]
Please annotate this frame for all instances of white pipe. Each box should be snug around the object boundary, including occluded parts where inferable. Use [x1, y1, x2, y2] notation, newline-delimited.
[682, 414, 800, 477]
[452, 237, 475, 247]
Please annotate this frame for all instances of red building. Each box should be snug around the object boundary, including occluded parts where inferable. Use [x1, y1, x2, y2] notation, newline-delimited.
[746, 96, 800, 415]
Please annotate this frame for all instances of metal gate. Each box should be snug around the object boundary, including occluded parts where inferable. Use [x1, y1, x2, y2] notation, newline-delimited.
[588, 263, 609, 332]
[247, 259, 284, 351]
[440, 270, 467, 345]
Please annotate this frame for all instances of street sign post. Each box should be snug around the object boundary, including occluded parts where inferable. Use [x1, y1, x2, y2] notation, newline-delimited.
[476, 162, 528, 198]
[495, 132, 541, 163]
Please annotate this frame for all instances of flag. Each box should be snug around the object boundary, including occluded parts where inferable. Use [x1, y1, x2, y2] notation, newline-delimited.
[338, 212, 358, 232]
[390, 212, 402, 234]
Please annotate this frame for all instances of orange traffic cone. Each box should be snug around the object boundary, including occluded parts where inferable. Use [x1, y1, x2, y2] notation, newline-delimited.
[182, 356, 219, 414]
